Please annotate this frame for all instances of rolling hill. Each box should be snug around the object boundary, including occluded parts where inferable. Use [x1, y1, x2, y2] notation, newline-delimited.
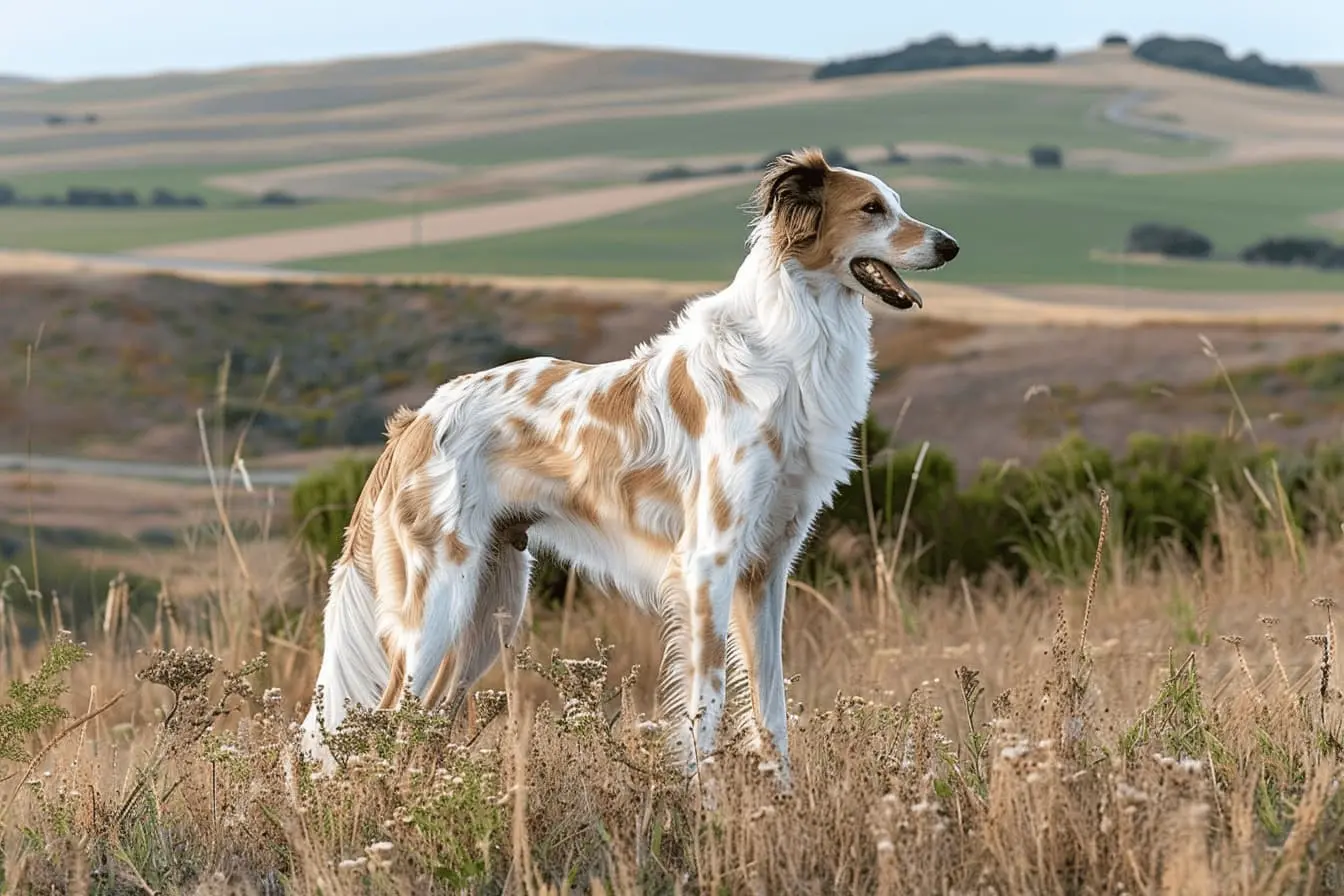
[2, 38, 1344, 296]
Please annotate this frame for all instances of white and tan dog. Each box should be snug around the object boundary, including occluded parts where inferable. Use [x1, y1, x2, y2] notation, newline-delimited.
[299, 148, 960, 779]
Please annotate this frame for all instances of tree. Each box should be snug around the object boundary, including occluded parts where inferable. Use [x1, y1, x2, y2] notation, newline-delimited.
[1126, 223, 1213, 259]
[1029, 145, 1063, 168]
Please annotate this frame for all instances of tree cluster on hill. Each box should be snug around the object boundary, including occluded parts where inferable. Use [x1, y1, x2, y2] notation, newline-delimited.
[150, 187, 205, 208]
[1132, 36, 1322, 92]
[642, 161, 748, 183]
[0, 183, 313, 210]
[1100, 33, 1130, 47]
[1240, 236, 1344, 270]
[1028, 145, 1063, 168]
[1125, 224, 1344, 271]
[813, 34, 1057, 80]
[66, 187, 140, 207]
[1125, 223, 1214, 259]
[45, 112, 99, 126]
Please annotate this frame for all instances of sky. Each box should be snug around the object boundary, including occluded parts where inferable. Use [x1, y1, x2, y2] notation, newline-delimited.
[2, 0, 1340, 81]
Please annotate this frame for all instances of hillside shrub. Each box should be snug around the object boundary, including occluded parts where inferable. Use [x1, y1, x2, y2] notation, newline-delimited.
[259, 190, 300, 206]
[643, 162, 748, 183]
[885, 145, 911, 164]
[66, 187, 138, 208]
[1125, 222, 1213, 259]
[1101, 33, 1130, 47]
[1029, 145, 1063, 168]
[1132, 36, 1322, 92]
[1240, 236, 1344, 270]
[815, 35, 1057, 80]
[292, 413, 1344, 596]
[150, 187, 206, 208]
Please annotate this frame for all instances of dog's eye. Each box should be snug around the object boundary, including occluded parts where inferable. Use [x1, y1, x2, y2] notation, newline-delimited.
[861, 200, 886, 215]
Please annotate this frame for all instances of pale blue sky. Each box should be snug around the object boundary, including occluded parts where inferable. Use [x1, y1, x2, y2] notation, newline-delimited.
[2, 0, 1340, 81]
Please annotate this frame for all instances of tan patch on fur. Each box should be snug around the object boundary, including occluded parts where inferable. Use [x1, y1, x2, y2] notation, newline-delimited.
[588, 361, 645, 435]
[421, 653, 456, 711]
[377, 633, 407, 710]
[737, 558, 769, 597]
[527, 360, 584, 405]
[798, 169, 886, 270]
[619, 465, 681, 549]
[723, 369, 746, 405]
[397, 473, 442, 556]
[343, 409, 444, 636]
[339, 406, 420, 579]
[752, 147, 897, 273]
[667, 351, 706, 438]
[708, 456, 733, 532]
[402, 565, 430, 631]
[696, 581, 726, 671]
[763, 425, 783, 461]
[752, 148, 830, 265]
[499, 416, 575, 482]
[498, 417, 593, 523]
[558, 407, 576, 440]
[498, 417, 640, 529]
[891, 217, 930, 253]
[730, 597, 761, 725]
[444, 530, 471, 565]
[503, 369, 522, 391]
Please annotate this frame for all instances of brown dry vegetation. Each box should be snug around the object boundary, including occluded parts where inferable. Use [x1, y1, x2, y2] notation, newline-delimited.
[4, 423, 1344, 893]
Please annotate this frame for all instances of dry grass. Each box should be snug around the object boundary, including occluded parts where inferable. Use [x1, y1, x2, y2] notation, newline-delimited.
[3, 444, 1344, 894]
[5, 328, 1344, 894]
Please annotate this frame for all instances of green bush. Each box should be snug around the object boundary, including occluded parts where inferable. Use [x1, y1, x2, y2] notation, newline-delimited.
[291, 421, 1344, 598]
[290, 455, 379, 569]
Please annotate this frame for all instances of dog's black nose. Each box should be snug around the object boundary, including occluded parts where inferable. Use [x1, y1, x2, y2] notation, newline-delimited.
[934, 232, 960, 263]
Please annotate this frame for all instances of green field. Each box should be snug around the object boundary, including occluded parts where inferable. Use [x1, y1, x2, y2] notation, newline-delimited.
[0, 161, 410, 252]
[0, 202, 416, 253]
[0, 164, 264, 205]
[411, 84, 1215, 167]
[296, 161, 1344, 291]
[0, 166, 592, 253]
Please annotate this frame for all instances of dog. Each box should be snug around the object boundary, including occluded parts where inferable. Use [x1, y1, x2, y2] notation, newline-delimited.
[298, 148, 960, 780]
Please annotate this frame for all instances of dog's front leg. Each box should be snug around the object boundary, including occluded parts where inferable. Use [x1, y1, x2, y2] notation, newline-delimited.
[732, 514, 813, 791]
[674, 447, 778, 777]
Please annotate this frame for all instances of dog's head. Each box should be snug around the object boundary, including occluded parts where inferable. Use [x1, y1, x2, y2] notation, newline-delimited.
[750, 148, 959, 309]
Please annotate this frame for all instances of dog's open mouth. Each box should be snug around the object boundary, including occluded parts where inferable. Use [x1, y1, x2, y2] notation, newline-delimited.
[850, 258, 923, 309]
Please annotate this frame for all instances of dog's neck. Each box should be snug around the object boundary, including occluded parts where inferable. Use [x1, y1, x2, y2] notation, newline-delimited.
[653, 237, 878, 432]
[672, 237, 875, 362]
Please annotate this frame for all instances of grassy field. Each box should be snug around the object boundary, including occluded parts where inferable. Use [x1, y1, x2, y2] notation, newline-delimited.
[0, 166, 579, 253]
[411, 83, 1215, 167]
[299, 160, 1344, 291]
[0, 165, 263, 204]
[0, 201, 415, 254]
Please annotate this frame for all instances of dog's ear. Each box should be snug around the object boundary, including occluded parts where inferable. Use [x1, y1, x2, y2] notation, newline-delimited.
[751, 148, 830, 263]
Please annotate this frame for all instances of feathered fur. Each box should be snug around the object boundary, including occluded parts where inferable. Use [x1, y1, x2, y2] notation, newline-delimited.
[298, 148, 960, 781]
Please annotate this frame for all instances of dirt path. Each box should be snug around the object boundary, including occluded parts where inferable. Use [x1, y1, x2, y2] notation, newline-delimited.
[130, 173, 757, 264]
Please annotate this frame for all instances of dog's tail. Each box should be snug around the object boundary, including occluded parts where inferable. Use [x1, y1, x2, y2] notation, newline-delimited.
[298, 560, 389, 769]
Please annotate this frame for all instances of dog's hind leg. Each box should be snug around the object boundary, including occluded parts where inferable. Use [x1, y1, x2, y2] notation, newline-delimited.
[426, 540, 532, 720]
[398, 512, 495, 706]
